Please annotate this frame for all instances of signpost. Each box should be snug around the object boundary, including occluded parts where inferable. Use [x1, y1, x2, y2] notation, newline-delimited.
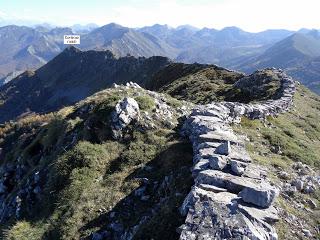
[64, 35, 80, 45]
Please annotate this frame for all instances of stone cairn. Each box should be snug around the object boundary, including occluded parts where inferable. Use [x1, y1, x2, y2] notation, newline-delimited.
[179, 68, 296, 240]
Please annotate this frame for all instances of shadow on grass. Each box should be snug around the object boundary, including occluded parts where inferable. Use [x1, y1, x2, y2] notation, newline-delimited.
[79, 140, 194, 240]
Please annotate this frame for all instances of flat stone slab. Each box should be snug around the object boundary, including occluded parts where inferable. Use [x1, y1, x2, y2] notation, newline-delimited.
[195, 142, 221, 152]
[230, 159, 248, 176]
[192, 159, 210, 177]
[242, 164, 267, 180]
[198, 148, 216, 158]
[238, 203, 280, 224]
[194, 186, 238, 204]
[238, 183, 279, 208]
[215, 141, 231, 155]
[208, 154, 228, 170]
[207, 103, 230, 113]
[191, 108, 226, 119]
[190, 115, 224, 123]
[196, 169, 260, 193]
[199, 131, 241, 144]
[229, 145, 252, 163]
[198, 184, 228, 193]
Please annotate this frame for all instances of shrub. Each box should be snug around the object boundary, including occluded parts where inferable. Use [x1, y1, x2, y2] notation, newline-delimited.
[93, 94, 121, 123]
[165, 96, 182, 108]
[134, 95, 155, 111]
[240, 116, 260, 128]
[262, 130, 318, 166]
[50, 141, 115, 190]
[119, 141, 158, 168]
[4, 221, 45, 240]
[40, 117, 66, 148]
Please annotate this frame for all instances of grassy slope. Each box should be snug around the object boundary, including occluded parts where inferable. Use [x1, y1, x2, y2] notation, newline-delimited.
[148, 63, 244, 104]
[0, 88, 193, 240]
[233, 85, 320, 239]
[150, 65, 282, 105]
[223, 69, 282, 103]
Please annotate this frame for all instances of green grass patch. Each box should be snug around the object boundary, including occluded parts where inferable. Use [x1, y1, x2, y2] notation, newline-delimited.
[134, 95, 155, 111]
[4, 221, 45, 240]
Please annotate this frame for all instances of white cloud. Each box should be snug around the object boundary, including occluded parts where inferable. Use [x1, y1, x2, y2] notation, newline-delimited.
[0, 10, 7, 18]
[1, 0, 320, 31]
[92, 0, 320, 32]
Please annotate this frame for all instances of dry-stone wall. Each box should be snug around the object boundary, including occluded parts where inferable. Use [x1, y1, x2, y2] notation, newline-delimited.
[179, 68, 296, 240]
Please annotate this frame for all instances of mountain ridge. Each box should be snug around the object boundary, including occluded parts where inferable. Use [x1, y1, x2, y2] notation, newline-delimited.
[0, 47, 171, 123]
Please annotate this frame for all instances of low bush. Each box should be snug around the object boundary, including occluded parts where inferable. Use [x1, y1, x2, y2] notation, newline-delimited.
[4, 221, 45, 240]
[135, 95, 155, 111]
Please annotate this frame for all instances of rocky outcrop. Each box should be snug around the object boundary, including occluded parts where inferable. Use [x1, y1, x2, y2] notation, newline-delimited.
[280, 161, 320, 201]
[0, 163, 44, 223]
[111, 97, 140, 139]
[179, 69, 295, 239]
[223, 68, 296, 121]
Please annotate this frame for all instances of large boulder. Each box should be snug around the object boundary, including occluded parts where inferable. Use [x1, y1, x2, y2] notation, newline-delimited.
[111, 97, 140, 139]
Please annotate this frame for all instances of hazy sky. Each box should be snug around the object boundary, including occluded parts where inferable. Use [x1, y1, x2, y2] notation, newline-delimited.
[1, 0, 320, 32]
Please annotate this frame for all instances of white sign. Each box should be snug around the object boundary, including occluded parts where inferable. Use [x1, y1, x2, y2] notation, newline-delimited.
[64, 35, 80, 45]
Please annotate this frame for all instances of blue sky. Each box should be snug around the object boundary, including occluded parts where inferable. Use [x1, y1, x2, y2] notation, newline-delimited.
[1, 0, 320, 32]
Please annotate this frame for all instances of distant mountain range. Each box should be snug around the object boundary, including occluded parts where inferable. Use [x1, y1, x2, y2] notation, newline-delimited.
[234, 30, 320, 93]
[0, 25, 72, 78]
[79, 23, 177, 58]
[0, 23, 175, 78]
[0, 23, 320, 94]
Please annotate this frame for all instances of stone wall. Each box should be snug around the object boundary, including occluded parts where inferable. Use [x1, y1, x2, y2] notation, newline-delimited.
[179, 69, 296, 240]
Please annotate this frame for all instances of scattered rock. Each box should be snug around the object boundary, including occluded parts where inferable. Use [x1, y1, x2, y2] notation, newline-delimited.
[302, 229, 312, 237]
[306, 199, 317, 209]
[282, 183, 297, 196]
[304, 185, 315, 194]
[272, 145, 282, 154]
[278, 171, 289, 180]
[292, 179, 304, 191]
